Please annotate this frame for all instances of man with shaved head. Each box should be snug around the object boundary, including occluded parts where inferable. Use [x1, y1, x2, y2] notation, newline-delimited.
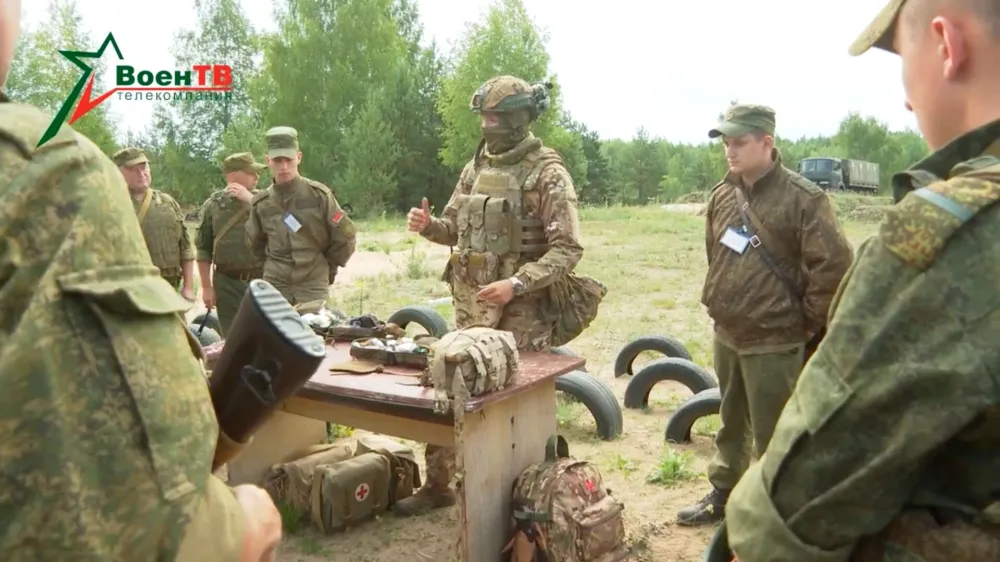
[725, 0, 1000, 560]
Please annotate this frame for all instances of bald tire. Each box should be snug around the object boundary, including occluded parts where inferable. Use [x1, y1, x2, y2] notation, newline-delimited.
[555, 370, 623, 441]
[704, 519, 733, 562]
[386, 305, 450, 338]
[614, 335, 693, 377]
[623, 358, 717, 410]
[664, 388, 721, 444]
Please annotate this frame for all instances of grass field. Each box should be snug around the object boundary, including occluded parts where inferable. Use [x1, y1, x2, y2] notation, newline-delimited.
[270, 194, 887, 562]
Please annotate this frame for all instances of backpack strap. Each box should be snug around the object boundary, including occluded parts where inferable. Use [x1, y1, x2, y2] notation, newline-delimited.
[544, 435, 569, 462]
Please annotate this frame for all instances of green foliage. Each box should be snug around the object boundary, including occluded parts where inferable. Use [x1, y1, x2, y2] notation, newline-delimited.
[6, 0, 932, 211]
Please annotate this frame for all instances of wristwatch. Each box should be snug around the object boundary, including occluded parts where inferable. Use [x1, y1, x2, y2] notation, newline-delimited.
[509, 276, 526, 297]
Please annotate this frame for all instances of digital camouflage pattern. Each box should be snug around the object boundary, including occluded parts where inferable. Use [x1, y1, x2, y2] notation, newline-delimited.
[505, 436, 627, 562]
[422, 134, 586, 351]
[246, 176, 357, 305]
[196, 177, 265, 334]
[702, 149, 854, 352]
[131, 187, 196, 286]
[727, 120, 1000, 561]
[0, 100, 240, 560]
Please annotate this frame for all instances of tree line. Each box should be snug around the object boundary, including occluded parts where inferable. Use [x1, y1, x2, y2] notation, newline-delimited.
[8, 0, 930, 214]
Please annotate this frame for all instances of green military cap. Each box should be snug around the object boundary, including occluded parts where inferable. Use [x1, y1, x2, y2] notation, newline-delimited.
[848, 0, 906, 56]
[222, 152, 267, 174]
[708, 104, 776, 139]
[265, 126, 299, 159]
[112, 147, 149, 167]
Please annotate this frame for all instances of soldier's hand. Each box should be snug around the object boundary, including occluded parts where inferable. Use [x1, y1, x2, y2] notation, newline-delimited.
[233, 484, 282, 562]
[407, 197, 431, 233]
[478, 279, 515, 305]
[226, 182, 253, 204]
[181, 285, 196, 302]
[202, 286, 216, 310]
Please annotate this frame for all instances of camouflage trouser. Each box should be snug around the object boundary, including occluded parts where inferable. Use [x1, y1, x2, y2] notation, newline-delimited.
[213, 272, 251, 337]
[423, 444, 457, 489]
[266, 278, 329, 306]
[453, 288, 554, 352]
[707, 337, 803, 490]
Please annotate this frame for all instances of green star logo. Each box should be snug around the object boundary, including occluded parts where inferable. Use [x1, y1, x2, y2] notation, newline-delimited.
[38, 32, 123, 147]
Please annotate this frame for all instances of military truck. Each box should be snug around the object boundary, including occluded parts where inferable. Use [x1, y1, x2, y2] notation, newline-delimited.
[797, 157, 880, 194]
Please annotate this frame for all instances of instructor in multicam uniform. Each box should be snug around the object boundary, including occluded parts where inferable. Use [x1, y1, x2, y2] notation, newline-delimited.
[677, 103, 853, 526]
[726, 0, 1000, 560]
[246, 126, 357, 306]
[0, 0, 282, 559]
[196, 152, 267, 336]
[112, 146, 197, 299]
[398, 75, 590, 516]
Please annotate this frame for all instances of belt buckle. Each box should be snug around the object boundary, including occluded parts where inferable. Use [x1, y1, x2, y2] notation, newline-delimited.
[749, 235, 761, 248]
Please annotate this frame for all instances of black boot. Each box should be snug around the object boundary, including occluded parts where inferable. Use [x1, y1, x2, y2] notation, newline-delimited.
[676, 487, 729, 526]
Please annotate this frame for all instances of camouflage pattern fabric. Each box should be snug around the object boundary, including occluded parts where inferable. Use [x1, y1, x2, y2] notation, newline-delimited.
[131, 187, 196, 281]
[701, 148, 854, 352]
[422, 444, 457, 489]
[422, 134, 586, 352]
[246, 176, 357, 305]
[506, 436, 627, 561]
[727, 120, 1000, 561]
[0, 99, 240, 561]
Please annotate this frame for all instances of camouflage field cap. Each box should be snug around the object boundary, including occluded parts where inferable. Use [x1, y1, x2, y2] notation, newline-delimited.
[849, 0, 907, 56]
[265, 126, 299, 159]
[112, 147, 149, 167]
[222, 152, 267, 174]
[708, 104, 776, 139]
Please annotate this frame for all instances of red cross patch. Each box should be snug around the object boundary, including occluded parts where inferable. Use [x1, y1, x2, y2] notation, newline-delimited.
[354, 483, 369, 501]
[583, 479, 596, 493]
[331, 210, 344, 224]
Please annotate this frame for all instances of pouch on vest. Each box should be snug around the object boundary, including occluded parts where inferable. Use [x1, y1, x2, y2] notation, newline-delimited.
[309, 451, 391, 534]
[419, 326, 519, 414]
[355, 434, 422, 505]
[263, 442, 354, 514]
[544, 273, 608, 347]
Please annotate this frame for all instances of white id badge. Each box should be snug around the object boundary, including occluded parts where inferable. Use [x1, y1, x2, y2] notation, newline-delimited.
[283, 213, 302, 233]
[720, 227, 750, 254]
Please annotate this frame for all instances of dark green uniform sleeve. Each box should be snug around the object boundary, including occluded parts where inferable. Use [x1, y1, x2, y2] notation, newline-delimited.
[195, 197, 215, 262]
[245, 198, 267, 262]
[726, 189, 1000, 560]
[323, 191, 356, 270]
[798, 191, 853, 333]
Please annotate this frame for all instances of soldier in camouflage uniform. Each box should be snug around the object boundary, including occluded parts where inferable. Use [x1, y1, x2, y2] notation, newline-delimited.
[246, 126, 357, 305]
[196, 152, 267, 336]
[678, 104, 854, 526]
[113, 147, 197, 299]
[727, 1, 1000, 560]
[397, 75, 585, 517]
[0, 2, 281, 558]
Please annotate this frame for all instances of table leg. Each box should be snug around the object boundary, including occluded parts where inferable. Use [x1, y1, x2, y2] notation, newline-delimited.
[455, 379, 557, 562]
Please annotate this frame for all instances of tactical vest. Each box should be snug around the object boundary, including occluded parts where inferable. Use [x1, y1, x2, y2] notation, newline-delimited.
[448, 145, 563, 326]
[134, 190, 183, 275]
[208, 192, 260, 272]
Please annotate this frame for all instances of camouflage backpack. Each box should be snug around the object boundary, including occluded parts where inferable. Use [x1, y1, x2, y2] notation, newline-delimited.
[504, 435, 629, 562]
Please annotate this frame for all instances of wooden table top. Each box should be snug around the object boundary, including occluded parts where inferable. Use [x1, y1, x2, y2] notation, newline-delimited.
[299, 341, 585, 413]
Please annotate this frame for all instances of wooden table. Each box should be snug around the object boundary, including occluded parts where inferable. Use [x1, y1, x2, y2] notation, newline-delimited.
[280, 341, 585, 562]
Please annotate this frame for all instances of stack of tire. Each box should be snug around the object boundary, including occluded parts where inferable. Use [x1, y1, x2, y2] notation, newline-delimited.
[615, 335, 721, 444]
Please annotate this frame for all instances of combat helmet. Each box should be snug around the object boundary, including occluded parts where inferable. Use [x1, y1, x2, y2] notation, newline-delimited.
[469, 75, 552, 121]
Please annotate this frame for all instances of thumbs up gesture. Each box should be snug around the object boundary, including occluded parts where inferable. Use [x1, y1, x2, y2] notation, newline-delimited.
[407, 197, 432, 233]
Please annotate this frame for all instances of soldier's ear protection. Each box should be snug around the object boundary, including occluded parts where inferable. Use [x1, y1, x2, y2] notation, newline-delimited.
[528, 81, 553, 120]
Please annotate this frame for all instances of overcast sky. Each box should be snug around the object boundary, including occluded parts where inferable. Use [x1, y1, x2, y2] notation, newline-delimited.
[22, 0, 919, 144]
